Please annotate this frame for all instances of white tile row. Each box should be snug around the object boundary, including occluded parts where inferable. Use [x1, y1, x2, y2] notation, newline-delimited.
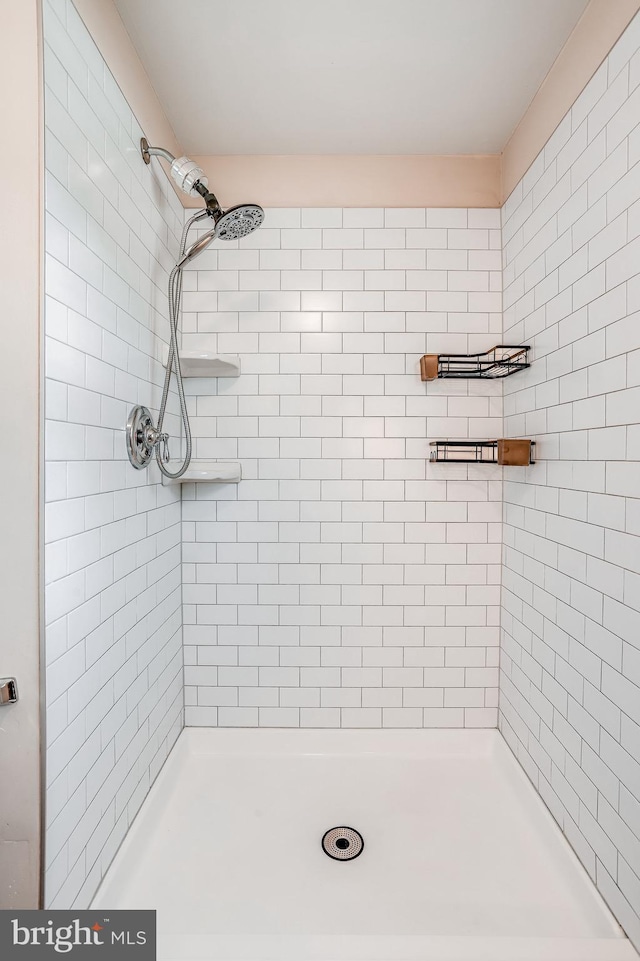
[184, 706, 497, 728]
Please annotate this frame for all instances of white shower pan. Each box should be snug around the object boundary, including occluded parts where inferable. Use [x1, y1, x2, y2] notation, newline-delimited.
[92, 729, 638, 961]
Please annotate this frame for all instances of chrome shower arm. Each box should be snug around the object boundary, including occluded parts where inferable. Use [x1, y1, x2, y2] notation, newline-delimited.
[140, 138, 175, 165]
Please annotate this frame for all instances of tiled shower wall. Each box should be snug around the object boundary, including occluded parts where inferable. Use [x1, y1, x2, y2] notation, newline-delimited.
[43, 0, 184, 907]
[500, 11, 640, 946]
[180, 209, 503, 728]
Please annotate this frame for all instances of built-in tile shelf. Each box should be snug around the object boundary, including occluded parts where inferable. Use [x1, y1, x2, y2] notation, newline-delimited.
[161, 461, 242, 485]
[162, 347, 241, 378]
[420, 345, 530, 381]
[429, 439, 535, 466]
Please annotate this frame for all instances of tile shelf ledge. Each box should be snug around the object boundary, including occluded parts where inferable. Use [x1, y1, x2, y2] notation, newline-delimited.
[161, 347, 241, 378]
[161, 461, 242, 485]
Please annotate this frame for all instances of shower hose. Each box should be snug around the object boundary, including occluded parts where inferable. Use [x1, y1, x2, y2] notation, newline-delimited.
[154, 211, 209, 479]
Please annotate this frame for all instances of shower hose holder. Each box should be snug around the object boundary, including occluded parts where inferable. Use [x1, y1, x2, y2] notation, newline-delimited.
[126, 405, 170, 470]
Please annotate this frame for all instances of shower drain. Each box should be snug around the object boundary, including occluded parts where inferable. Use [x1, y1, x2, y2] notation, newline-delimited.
[322, 826, 364, 861]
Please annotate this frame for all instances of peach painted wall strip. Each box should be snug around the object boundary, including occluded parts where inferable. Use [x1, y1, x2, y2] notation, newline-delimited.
[72, 0, 640, 207]
[502, 0, 640, 199]
[185, 154, 502, 209]
[69, 0, 499, 207]
[71, 0, 182, 167]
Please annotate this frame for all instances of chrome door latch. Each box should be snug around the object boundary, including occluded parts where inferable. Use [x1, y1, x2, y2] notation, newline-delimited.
[0, 678, 18, 705]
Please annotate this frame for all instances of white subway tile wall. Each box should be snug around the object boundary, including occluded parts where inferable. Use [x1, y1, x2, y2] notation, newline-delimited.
[43, 0, 184, 907]
[180, 206, 503, 729]
[500, 11, 640, 947]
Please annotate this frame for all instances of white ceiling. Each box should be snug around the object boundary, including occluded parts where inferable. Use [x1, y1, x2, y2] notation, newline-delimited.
[114, 0, 589, 156]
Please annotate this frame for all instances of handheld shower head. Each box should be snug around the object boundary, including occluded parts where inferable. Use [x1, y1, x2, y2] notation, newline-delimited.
[174, 205, 265, 266]
[176, 229, 217, 267]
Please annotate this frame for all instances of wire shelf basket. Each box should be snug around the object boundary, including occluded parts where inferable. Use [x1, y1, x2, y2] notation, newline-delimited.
[429, 439, 535, 466]
[420, 345, 530, 381]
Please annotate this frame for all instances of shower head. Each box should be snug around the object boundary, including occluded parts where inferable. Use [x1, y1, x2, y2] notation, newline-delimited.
[212, 204, 265, 241]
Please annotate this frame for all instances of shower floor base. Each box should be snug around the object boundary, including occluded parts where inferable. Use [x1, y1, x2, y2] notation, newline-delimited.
[92, 729, 638, 961]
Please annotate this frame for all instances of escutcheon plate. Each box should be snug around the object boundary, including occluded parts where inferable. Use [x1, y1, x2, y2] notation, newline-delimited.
[126, 405, 155, 469]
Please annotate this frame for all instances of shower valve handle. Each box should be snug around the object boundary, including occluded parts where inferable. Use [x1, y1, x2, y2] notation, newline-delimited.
[147, 427, 170, 463]
[139, 423, 168, 455]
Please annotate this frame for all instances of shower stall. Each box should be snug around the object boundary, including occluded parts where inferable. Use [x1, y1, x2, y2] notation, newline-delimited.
[30, 0, 640, 958]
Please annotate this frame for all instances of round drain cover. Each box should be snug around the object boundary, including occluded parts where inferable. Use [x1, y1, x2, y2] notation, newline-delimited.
[322, 826, 364, 861]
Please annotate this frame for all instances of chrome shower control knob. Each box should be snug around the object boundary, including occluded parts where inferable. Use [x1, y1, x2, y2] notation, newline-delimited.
[143, 424, 162, 451]
[126, 405, 159, 470]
